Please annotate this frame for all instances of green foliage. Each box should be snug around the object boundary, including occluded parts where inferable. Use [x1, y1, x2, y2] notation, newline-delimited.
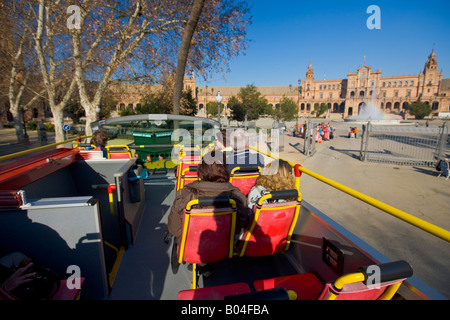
[277, 97, 298, 121]
[228, 85, 270, 121]
[206, 101, 218, 117]
[137, 79, 197, 115]
[263, 104, 274, 116]
[45, 123, 55, 132]
[313, 103, 328, 117]
[228, 95, 246, 121]
[407, 101, 432, 119]
[180, 89, 198, 116]
[66, 102, 85, 124]
[120, 107, 136, 116]
[238, 85, 270, 120]
[99, 89, 118, 119]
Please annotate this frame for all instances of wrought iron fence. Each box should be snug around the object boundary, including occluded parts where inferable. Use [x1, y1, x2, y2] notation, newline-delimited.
[360, 122, 448, 166]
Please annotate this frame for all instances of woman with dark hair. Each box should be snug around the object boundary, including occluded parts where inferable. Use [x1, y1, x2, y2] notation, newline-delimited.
[167, 151, 250, 240]
[167, 151, 250, 275]
[89, 130, 108, 158]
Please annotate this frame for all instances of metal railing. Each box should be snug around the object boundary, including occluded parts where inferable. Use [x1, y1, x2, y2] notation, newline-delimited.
[2, 135, 449, 243]
[252, 145, 450, 243]
[360, 122, 448, 166]
[0, 135, 91, 163]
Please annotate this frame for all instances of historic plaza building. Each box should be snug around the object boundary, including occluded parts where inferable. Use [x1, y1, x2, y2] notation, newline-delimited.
[4, 50, 447, 124]
[185, 49, 449, 119]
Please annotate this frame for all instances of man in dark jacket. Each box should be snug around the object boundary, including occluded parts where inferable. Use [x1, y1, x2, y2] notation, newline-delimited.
[226, 129, 265, 172]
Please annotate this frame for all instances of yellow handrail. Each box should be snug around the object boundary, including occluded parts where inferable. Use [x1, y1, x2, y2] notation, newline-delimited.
[251, 145, 450, 243]
[0, 135, 91, 162]
[297, 165, 450, 243]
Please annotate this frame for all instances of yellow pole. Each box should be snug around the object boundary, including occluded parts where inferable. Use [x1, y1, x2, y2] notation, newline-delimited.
[251, 144, 450, 243]
[297, 165, 450, 243]
[0, 135, 91, 162]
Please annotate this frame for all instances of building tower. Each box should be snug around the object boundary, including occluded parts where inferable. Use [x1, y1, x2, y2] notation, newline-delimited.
[421, 49, 442, 100]
[305, 60, 314, 81]
[303, 60, 315, 97]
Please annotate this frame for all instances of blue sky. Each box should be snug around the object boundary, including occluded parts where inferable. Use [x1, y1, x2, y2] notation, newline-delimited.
[196, 0, 450, 87]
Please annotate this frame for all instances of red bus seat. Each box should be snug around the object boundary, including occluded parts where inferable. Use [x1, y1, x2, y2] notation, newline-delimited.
[237, 189, 301, 257]
[106, 145, 133, 159]
[177, 196, 237, 289]
[175, 148, 202, 191]
[253, 260, 413, 300]
[176, 165, 199, 191]
[175, 147, 202, 175]
[178, 282, 251, 300]
[229, 165, 261, 196]
[50, 278, 85, 300]
[1, 278, 85, 300]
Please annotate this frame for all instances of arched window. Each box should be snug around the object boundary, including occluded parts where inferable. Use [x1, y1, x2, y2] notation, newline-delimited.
[359, 91, 365, 97]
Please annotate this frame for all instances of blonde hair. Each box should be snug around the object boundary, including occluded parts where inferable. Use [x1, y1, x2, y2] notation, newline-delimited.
[255, 159, 296, 192]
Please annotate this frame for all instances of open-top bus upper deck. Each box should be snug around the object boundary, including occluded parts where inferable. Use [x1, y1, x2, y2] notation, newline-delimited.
[0, 115, 448, 302]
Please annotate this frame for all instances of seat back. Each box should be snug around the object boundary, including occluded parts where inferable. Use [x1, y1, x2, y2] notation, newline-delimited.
[175, 148, 202, 191]
[178, 282, 251, 300]
[178, 196, 237, 265]
[177, 165, 199, 190]
[252, 260, 413, 300]
[229, 165, 261, 196]
[318, 260, 413, 300]
[238, 189, 301, 257]
[106, 145, 133, 159]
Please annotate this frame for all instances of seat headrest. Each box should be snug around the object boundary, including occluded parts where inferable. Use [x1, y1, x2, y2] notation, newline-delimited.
[196, 196, 233, 208]
[224, 287, 290, 300]
[358, 260, 413, 284]
[188, 166, 198, 172]
[232, 165, 260, 173]
[270, 189, 299, 201]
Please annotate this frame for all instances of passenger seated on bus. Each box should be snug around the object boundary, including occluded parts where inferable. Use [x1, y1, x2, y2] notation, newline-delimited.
[437, 158, 449, 180]
[0, 252, 35, 296]
[168, 150, 251, 240]
[89, 130, 108, 158]
[226, 129, 265, 172]
[247, 160, 297, 210]
[214, 129, 227, 151]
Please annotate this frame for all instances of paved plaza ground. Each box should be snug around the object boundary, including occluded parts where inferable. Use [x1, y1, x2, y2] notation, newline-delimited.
[1, 119, 449, 299]
[276, 119, 450, 299]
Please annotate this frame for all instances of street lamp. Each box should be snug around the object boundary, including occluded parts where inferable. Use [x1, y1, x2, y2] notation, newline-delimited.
[20, 105, 29, 142]
[216, 91, 223, 128]
[96, 106, 101, 121]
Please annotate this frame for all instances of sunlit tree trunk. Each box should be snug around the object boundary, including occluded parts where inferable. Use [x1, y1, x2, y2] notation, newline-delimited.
[173, 0, 205, 115]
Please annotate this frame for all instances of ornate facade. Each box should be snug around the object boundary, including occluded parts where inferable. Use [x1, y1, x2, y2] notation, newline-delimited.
[191, 50, 449, 119]
[97, 50, 450, 119]
[2, 46, 449, 124]
[299, 50, 448, 118]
